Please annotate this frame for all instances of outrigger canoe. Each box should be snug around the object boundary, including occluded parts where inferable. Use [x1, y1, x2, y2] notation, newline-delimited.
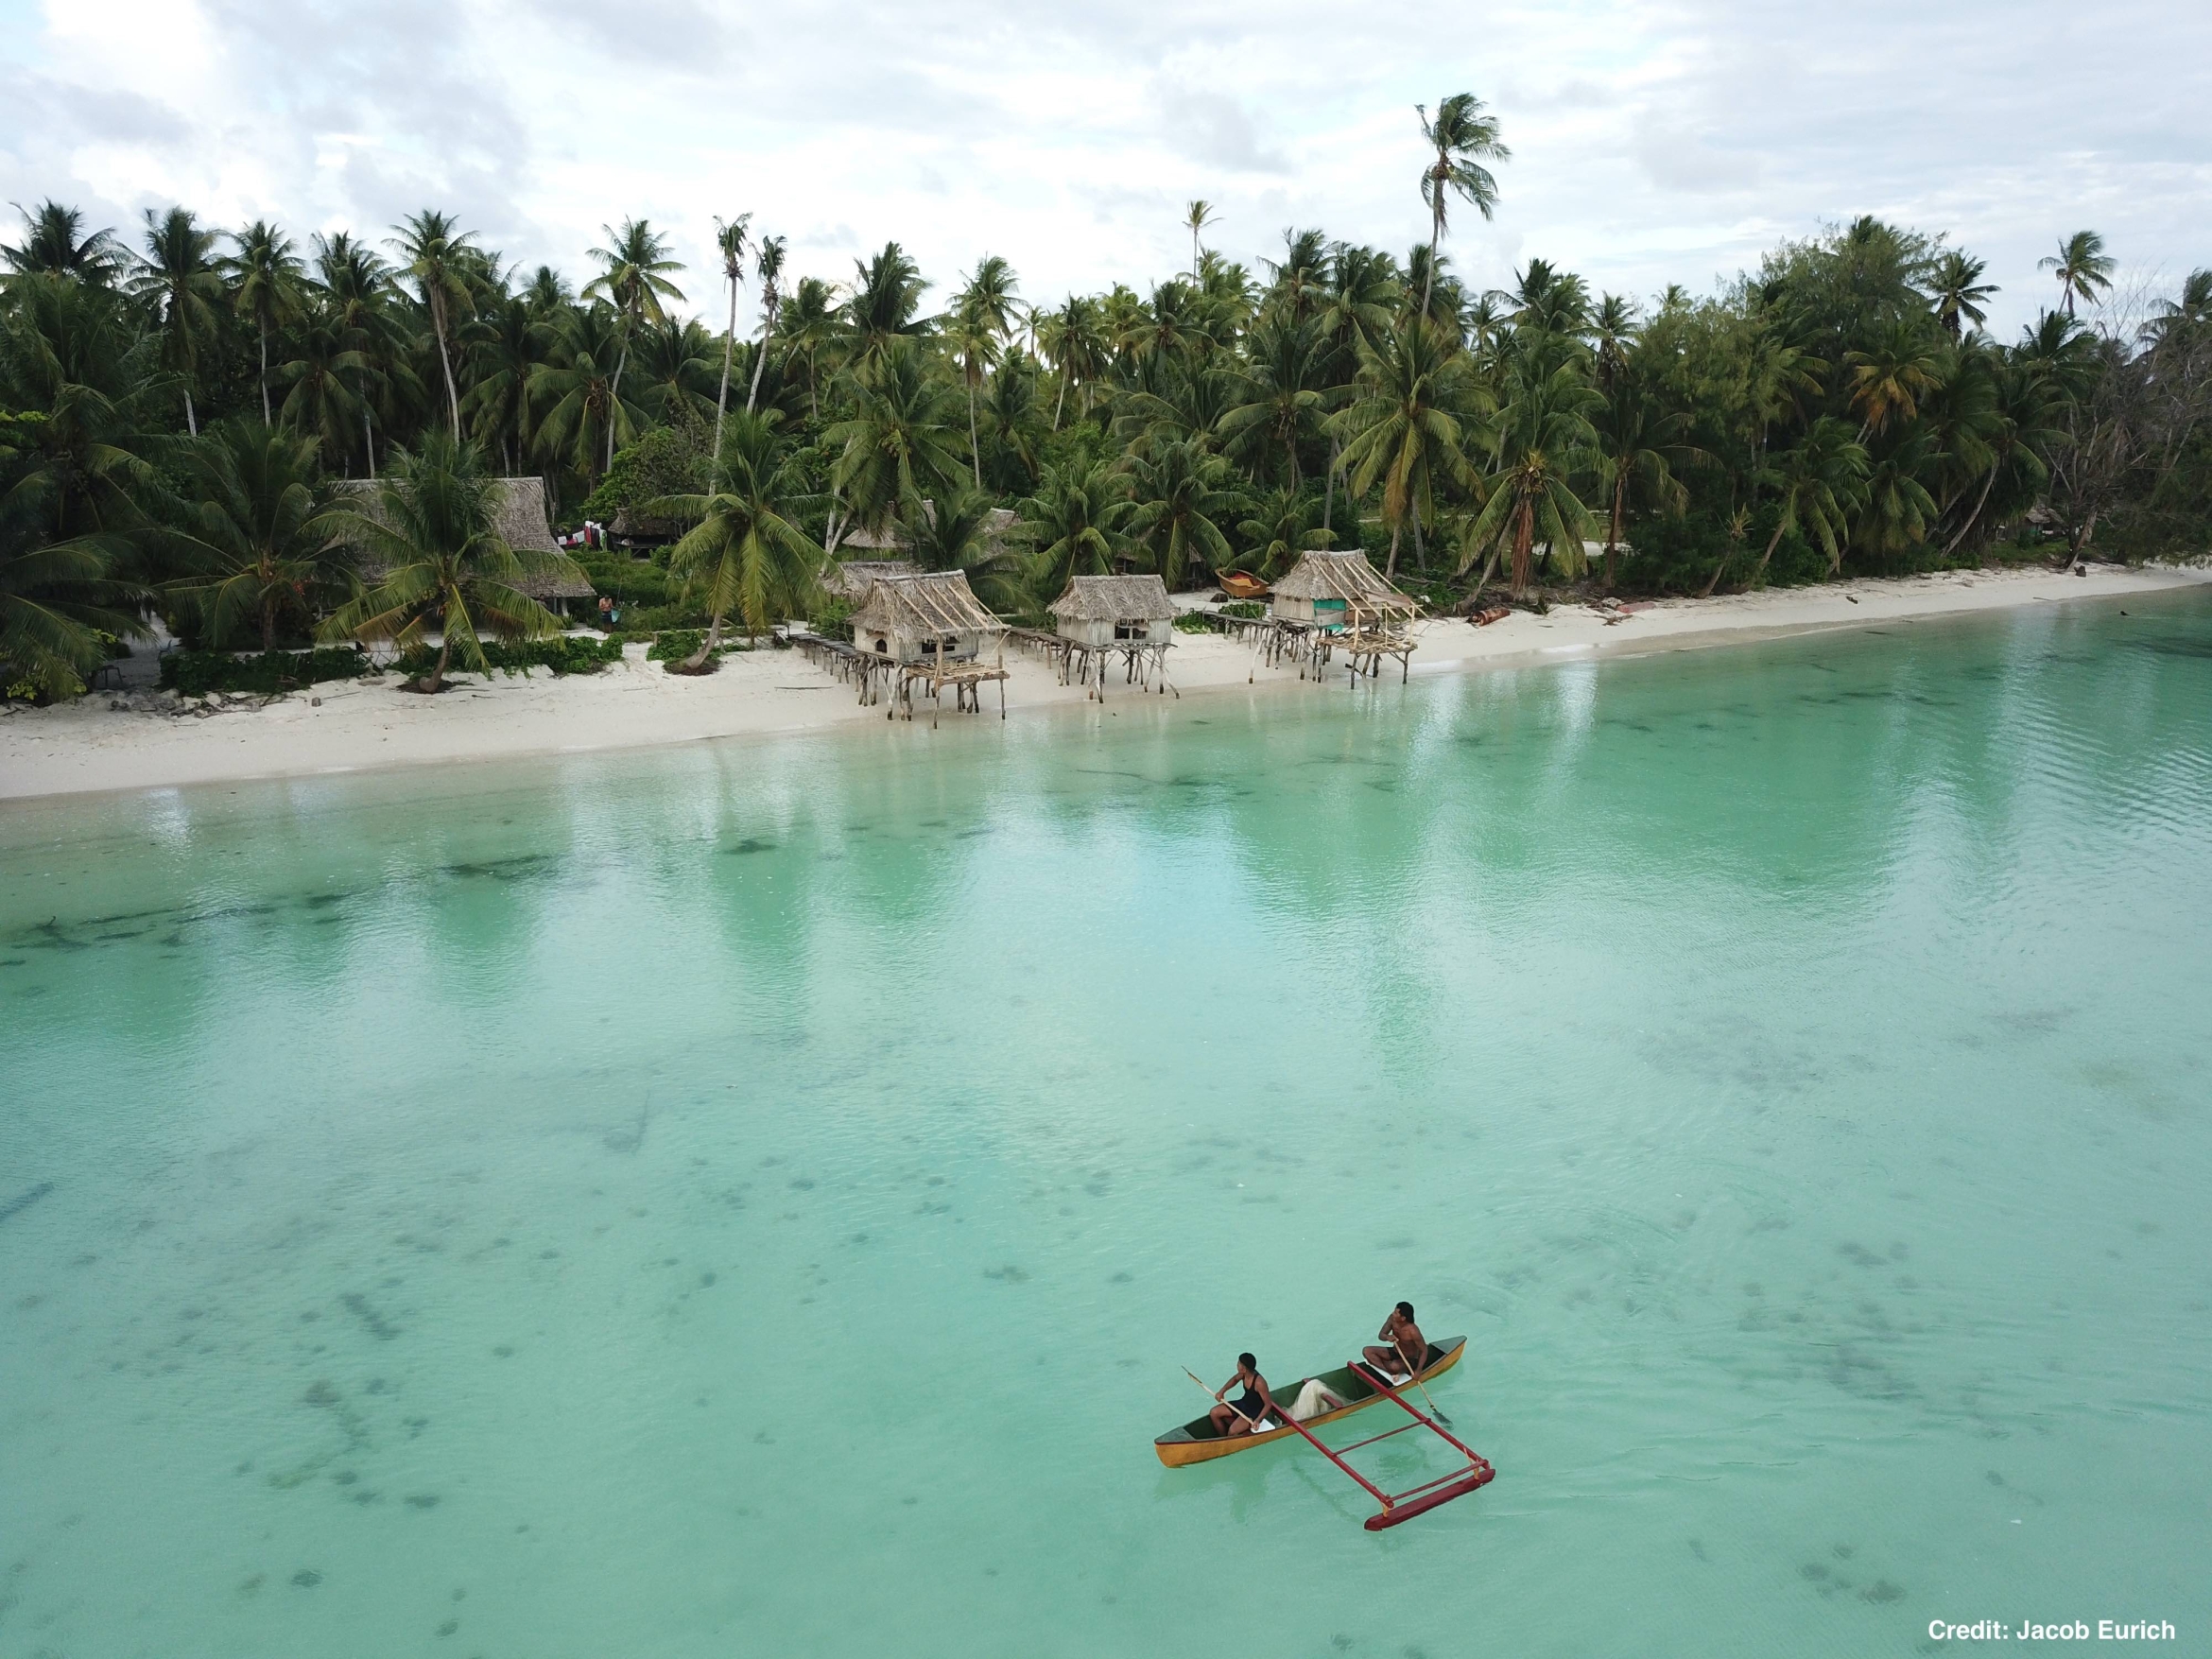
[1154, 1337, 1467, 1468]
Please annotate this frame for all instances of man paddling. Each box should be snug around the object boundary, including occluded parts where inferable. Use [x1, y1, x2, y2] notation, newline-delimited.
[1362, 1302, 1439, 1380]
[1208, 1353, 1281, 1436]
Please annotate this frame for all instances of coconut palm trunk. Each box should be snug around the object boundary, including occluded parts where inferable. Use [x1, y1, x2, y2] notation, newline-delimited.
[1942, 462, 2000, 556]
[184, 389, 199, 438]
[431, 297, 461, 441]
[716, 279, 737, 475]
[1511, 500, 1535, 596]
[969, 384, 983, 487]
[258, 328, 271, 424]
[1385, 520, 1402, 579]
[1605, 474, 1627, 592]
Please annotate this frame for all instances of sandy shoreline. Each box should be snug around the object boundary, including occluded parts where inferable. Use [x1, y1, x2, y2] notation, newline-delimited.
[2, 563, 2204, 804]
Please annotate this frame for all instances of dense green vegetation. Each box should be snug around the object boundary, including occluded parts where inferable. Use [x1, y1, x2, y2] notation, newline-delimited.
[5, 95, 2209, 701]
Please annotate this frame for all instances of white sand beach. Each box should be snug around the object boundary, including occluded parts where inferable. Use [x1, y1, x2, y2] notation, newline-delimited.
[2, 563, 2204, 803]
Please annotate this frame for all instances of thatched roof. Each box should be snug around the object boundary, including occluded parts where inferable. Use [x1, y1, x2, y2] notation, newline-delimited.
[822, 559, 917, 600]
[1048, 574, 1176, 622]
[332, 476, 595, 601]
[1272, 549, 1415, 610]
[839, 505, 1017, 553]
[850, 570, 1006, 638]
[609, 504, 683, 543]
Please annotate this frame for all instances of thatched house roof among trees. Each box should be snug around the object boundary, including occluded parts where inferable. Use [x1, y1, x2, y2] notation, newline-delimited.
[849, 570, 1006, 641]
[332, 476, 596, 603]
[822, 559, 918, 600]
[1048, 574, 1176, 623]
[839, 504, 1017, 554]
[1271, 549, 1416, 613]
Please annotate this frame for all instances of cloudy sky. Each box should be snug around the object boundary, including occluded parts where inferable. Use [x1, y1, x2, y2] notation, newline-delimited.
[4, 0, 2207, 333]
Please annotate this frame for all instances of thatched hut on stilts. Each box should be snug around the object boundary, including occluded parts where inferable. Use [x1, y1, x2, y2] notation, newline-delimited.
[847, 570, 1010, 725]
[1045, 574, 1178, 700]
[1265, 550, 1421, 683]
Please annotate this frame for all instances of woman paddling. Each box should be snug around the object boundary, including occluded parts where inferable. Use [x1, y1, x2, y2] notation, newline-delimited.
[1208, 1353, 1281, 1436]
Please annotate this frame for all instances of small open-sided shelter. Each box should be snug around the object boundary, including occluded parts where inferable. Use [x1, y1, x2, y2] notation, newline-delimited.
[1269, 550, 1417, 633]
[1047, 574, 1177, 648]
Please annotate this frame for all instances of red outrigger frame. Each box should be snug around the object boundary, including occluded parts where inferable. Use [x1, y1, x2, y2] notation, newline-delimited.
[1270, 1361, 1495, 1530]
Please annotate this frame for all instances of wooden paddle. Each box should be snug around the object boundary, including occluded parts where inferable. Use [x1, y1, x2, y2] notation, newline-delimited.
[1182, 1365, 1271, 1432]
[1364, 1341, 1453, 1427]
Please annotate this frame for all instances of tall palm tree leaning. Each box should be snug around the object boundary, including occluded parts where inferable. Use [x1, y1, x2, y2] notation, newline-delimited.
[648, 410, 819, 669]
[319, 432, 579, 695]
[2039, 231, 2115, 318]
[225, 221, 303, 425]
[391, 211, 478, 441]
[954, 255, 1021, 485]
[129, 207, 224, 436]
[1416, 93, 1510, 320]
[744, 236, 786, 415]
[711, 213, 752, 473]
[1184, 200, 1218, 283]
[582, 219, 686, 465]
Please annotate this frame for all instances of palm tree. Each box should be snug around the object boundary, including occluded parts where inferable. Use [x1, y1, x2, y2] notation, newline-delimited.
[773, 272, 836, 418]
[1461, 343, 1601, 597]
[463, 296, 548, 474]
[225, 221, 304, 424]
[390, 211, 479, 441]
[648, 410, 819, 665]
[1036, 294, 1108, 429]
[1415, 94, 1510, 320]
[1850, 428, 1943, 566]
[952, 255, 1021, 483]
[164, 419, 351, 650]
[582, 218, 686, 458]
[1843, 322, 1945, 437]
[1928, 250, 1996, 339]
[0, 529, 142, 698]
[1018, 458, 1131, 593]
[1590, 380, 1703, 592]
[129, 208, 224, 435]
[711, 214, 751, 467]
[0, 276, 165, 542]
[1, 201, 126, 285]
[1704, 417, 1866, 595]
[744, 235, 786, 416]
[277, 312, 372, 471]
[531, 305, 642, 487]
[823, 338, 968, 538]
[1122, 439, 1237, 588]
[2039, 231, 2115, 318]
[1237, 486, 1333, 579]
[902, 484, 1025, 611]
[841, 242, 930, 372]
[1219, 312, 1327, 488]
[315, 233, 406, 475]
[1184, 200, 1218, 282]
[318, 432, 578, 694]
[1941, 360, 2053, 556]
[1328, 318, 1477, 578]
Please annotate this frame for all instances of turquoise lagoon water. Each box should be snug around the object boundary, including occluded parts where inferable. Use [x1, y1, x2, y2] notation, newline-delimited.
[2, 595, 2209, 1659]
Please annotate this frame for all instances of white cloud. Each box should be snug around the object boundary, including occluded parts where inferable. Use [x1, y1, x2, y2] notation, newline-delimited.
[2, 0, 2206, 332]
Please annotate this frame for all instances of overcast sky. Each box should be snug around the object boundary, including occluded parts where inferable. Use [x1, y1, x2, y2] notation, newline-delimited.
[4, 0, 2207, 335]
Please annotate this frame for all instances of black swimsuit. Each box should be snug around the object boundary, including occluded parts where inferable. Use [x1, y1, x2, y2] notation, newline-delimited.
[1233, 1386, 1267, 1424]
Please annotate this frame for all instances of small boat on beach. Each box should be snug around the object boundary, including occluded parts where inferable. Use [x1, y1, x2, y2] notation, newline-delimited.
[1217, 571, 1271, 600]
[1154, 1337, 1466, 1467]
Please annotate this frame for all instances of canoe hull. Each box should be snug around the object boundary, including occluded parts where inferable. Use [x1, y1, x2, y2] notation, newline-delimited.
[1153, 1338, 1465, 1468]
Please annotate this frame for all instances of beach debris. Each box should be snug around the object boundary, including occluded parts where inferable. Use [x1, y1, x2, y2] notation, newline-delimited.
[1471, 606, 1512, 628]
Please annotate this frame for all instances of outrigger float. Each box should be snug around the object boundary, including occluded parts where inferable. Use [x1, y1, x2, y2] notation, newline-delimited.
[1155, 1338, 1495, 1531]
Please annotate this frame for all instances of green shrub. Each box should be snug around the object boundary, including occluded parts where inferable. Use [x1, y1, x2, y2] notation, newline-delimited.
[1172, 610, 1218, 632]
[160, 647, 372, 697]
[1218, 599, 1266, 619]
[606, 601, 716, 635]
[388, 634, 626, 681]
[575, 555, 673, 605]
[808, 596, 855, 635]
